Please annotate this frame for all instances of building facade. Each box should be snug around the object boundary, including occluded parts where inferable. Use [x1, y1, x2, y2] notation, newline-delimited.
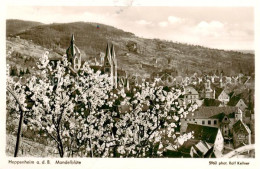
[232, 120, 251, 148]
[180, 106, 243, 138]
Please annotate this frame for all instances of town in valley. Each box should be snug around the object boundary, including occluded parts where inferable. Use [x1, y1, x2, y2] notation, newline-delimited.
[5, 7, 255, 158]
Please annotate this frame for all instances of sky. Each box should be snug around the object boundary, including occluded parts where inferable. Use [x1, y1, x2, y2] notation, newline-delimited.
[6, 6, 254, 50]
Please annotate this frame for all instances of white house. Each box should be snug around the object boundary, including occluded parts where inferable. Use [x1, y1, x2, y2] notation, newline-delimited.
[180, 106, 243, 138]
[186, 123, 224, 152]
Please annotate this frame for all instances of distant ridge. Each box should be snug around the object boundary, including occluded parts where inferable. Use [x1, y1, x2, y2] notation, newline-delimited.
[233, 50, 254, 55]
[6, 19, 44, 36]
[6, 19, 255, 77]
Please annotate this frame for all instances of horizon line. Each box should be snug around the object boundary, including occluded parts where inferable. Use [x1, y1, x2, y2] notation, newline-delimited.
[6, 18, 255, 52]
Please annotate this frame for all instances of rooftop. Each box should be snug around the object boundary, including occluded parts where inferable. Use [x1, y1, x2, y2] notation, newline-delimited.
[186, 123, 219, 144]
[186, 106, 238, 119]
[233, 119, 251, 134]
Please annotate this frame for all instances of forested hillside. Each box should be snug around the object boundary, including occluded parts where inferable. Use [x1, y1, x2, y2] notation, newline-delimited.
[6, 20, 255, 77]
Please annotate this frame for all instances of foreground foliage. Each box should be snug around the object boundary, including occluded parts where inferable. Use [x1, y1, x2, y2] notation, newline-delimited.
[6, 52, 197, 157]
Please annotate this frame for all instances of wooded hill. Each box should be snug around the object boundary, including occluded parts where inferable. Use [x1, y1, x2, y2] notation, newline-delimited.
[6, 19, 255, 77]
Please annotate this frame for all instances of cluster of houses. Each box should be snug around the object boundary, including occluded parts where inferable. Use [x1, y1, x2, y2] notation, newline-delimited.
[62, 35, 255, 158]
[168, 76, 254, 157]
[8, 34, 253, 158]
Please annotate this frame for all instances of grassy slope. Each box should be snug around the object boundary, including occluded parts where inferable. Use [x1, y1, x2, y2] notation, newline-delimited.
[6, 19, 43, 36]
[6, 134, 57, 157]
[6, 20, 255, 77]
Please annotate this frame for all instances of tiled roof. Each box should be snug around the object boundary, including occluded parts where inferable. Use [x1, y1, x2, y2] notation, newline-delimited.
[233, 119, 251, 134]
[184, 86, 199, 95]
[186, 106, 238, 119]
[227, 96, 241, 106]
[186, 124, 219, 144]
[203, 98, 221, 107]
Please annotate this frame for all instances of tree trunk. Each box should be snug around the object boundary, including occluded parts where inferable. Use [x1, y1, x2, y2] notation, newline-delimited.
[14, 109, 24, 157]
[56, 127, 64, 158]
[7, 87, 25, 158]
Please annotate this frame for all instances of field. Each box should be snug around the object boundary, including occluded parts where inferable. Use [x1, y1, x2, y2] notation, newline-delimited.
[6, 134, 58, 157]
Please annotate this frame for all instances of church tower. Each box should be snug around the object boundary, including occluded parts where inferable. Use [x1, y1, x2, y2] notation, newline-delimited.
[104, 43, 114, 86]
[111, 44, 117, 88]
[103, 43, 118, 88]
[66, 34, 81, 72]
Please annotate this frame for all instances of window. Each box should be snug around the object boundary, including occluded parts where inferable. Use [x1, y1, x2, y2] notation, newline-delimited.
[202, 121, 205, 125]
[208, 120, 211, 125]
[214, 120, 217, 125]
[105, 68, 110, 73]
[74, 57, 79, 64]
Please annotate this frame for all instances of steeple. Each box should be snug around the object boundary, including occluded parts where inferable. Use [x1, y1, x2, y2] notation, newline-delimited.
[66, 34, 81, 72]
[71, 34, 75, 44]
[111, 44, 117, 65]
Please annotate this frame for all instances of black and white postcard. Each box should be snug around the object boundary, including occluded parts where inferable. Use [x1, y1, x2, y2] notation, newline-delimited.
[1, 0, 259, 169]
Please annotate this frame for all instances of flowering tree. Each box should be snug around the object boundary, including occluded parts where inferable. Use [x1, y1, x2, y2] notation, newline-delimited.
[102, 83, 197, 157]
[6, 52, 197, 157]
[19, 52, 115, 157]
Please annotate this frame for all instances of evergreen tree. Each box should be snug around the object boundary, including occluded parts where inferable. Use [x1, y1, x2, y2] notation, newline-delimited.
[10, 66, 18, 76]
[19, 69, 24, 76]
[25, 68, 30, 74]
